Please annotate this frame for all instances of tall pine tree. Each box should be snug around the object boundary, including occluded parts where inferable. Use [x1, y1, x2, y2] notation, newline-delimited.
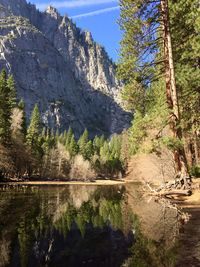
[7, 75, 16, 109]
[169, 0, 200, 166]
[0, 70, 12, 146]
[26, 104, 41, 152]
[118, 0, 199, 183]
[18, 99, 27, 137]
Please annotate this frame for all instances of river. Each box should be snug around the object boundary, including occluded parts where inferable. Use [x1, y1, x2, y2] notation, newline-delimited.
[0, 183, 199, 267]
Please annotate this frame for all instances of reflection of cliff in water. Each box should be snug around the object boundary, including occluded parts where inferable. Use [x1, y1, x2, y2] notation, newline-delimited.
[0, 184, 186, 267]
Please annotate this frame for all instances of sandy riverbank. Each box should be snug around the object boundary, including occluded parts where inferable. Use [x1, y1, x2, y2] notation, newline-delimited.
[176, 189, 200, 208]
[0, 179, 128, 186]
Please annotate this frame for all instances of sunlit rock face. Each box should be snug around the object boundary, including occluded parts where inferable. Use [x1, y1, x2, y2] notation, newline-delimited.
[0, 0, 132, 137]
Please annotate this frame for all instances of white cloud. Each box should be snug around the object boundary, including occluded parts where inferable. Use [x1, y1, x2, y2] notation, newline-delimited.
[36, 0, 118, 10]
[71, 6, 120, 19]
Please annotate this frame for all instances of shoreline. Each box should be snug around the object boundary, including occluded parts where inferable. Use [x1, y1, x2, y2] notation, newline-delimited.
[0, 179, 128, 186]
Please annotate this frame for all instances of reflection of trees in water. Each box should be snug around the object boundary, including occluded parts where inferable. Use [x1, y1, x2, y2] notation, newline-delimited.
[0, 185, 132, 267]
[54, 185, 127, 239]
[127, 213, 178, 267]
[0, 184, 187, 267]
[126, 184, 186, 267]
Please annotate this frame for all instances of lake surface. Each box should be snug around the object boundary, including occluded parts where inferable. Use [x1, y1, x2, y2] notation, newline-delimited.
[0, 183, 198, 267]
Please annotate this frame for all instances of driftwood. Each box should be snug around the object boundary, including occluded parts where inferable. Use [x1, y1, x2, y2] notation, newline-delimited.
[157, 189, 192, 198]
[156, 177, 192, 192]
[145, 178, 192, 198]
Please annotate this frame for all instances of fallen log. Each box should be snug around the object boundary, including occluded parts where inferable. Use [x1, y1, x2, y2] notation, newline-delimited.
[158, 189, 192, 197]
[156, 177, 192, 192]
[145, 181, 192, 198]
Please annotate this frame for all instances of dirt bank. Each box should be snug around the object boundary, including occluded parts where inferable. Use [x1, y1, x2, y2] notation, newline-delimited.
[125, 151, 176, 185]
[167, 180, 200, 206]
[175, 205, 200, 267]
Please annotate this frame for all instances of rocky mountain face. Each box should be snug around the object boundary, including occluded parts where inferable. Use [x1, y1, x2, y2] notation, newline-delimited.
[0, 0, 131, 137]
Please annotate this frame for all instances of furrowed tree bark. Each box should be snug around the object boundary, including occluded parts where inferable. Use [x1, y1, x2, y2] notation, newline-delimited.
[160, 0, 190, 186]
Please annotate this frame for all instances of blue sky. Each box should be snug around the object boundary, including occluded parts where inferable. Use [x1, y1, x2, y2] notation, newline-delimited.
[29, 0, 122, 62]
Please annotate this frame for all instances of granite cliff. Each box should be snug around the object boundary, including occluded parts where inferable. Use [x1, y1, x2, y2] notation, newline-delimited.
[0, 0, 131, 137]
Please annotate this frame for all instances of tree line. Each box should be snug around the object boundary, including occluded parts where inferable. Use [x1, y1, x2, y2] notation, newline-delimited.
[0, 69, 125, 180]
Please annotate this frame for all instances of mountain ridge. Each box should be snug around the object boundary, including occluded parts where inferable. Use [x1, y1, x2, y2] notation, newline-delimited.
[0, 0, 132, 137]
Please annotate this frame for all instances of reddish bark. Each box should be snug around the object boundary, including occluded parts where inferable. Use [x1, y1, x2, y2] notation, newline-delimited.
[160, 0, 189, 181]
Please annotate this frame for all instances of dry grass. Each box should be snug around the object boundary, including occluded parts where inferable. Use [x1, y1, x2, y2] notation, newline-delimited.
[125, 149, 176, 185]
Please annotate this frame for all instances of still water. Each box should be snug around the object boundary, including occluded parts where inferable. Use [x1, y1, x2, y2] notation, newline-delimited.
[0, 183, 196, 267]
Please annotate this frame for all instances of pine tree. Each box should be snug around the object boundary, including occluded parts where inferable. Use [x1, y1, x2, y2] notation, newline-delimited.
[100, 142, 110, 163]
[65, 127, 73, 148]
[110, 135, 122, 159]
[0, 69, 12, 146]
[41, 127, 46, 138]
[93, 135, 105, 155]
[55, 129, 60, 142]
[50, 128, 55, 139]
[18, 99, 27, 137]
[118, 0, 196, 182]
[68, 134, 78, 157]
[61, 130, 67, 145]
[78, 129, 89, 156]
[169, 0, 200, 166]
[7, 75, 16, 109]
[26, 104, 41, 151]
[84, 140, 94, 160]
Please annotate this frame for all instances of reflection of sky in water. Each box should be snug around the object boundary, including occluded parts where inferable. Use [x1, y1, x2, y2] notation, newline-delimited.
[0, 184, 183, 267]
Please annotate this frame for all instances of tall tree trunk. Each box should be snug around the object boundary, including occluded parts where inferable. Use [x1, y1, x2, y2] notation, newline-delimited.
[193, 127, 200, 166]
[161, 0, 189, 183]
[184, 134, 193, 167]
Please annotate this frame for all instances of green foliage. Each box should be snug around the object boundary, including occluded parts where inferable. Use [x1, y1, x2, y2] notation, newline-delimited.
[98, 135, 124, 175]
[117, 0, 160, 87]
[84, 140, 93, 160]
[161, 137, 183, 151]
[62, 127, 79, 158]
[7, 75, 17, 109]
[169, 0, 200, 135]
[78, 129, 94, 160]
[109, 135, 122, 159]
[128, 111, 147, 154]
[55, 128, 60, 141]
[0, 71, 126, 179]
[18, 99, 27, 137]
[26, 104, 42, 158]
[78, 129, 89, 151]
[0, 69, 14, 146]
[121, 80, 146, 114]
[68, 134, 78, 157]
[190, 165, 200, 178]
[93, 135, 105, 154]
[26, 105, 41, 144]
[128, 79, 169, 155]
[118, 0, 200, 169]
[100, 142, 110, 162]
[65, 127, 73, 148]
[54, 192, 123, 238]
[117, 0, 170, 155]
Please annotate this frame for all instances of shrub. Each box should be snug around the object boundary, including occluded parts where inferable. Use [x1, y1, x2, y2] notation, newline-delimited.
[70, 155, 96, 181]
